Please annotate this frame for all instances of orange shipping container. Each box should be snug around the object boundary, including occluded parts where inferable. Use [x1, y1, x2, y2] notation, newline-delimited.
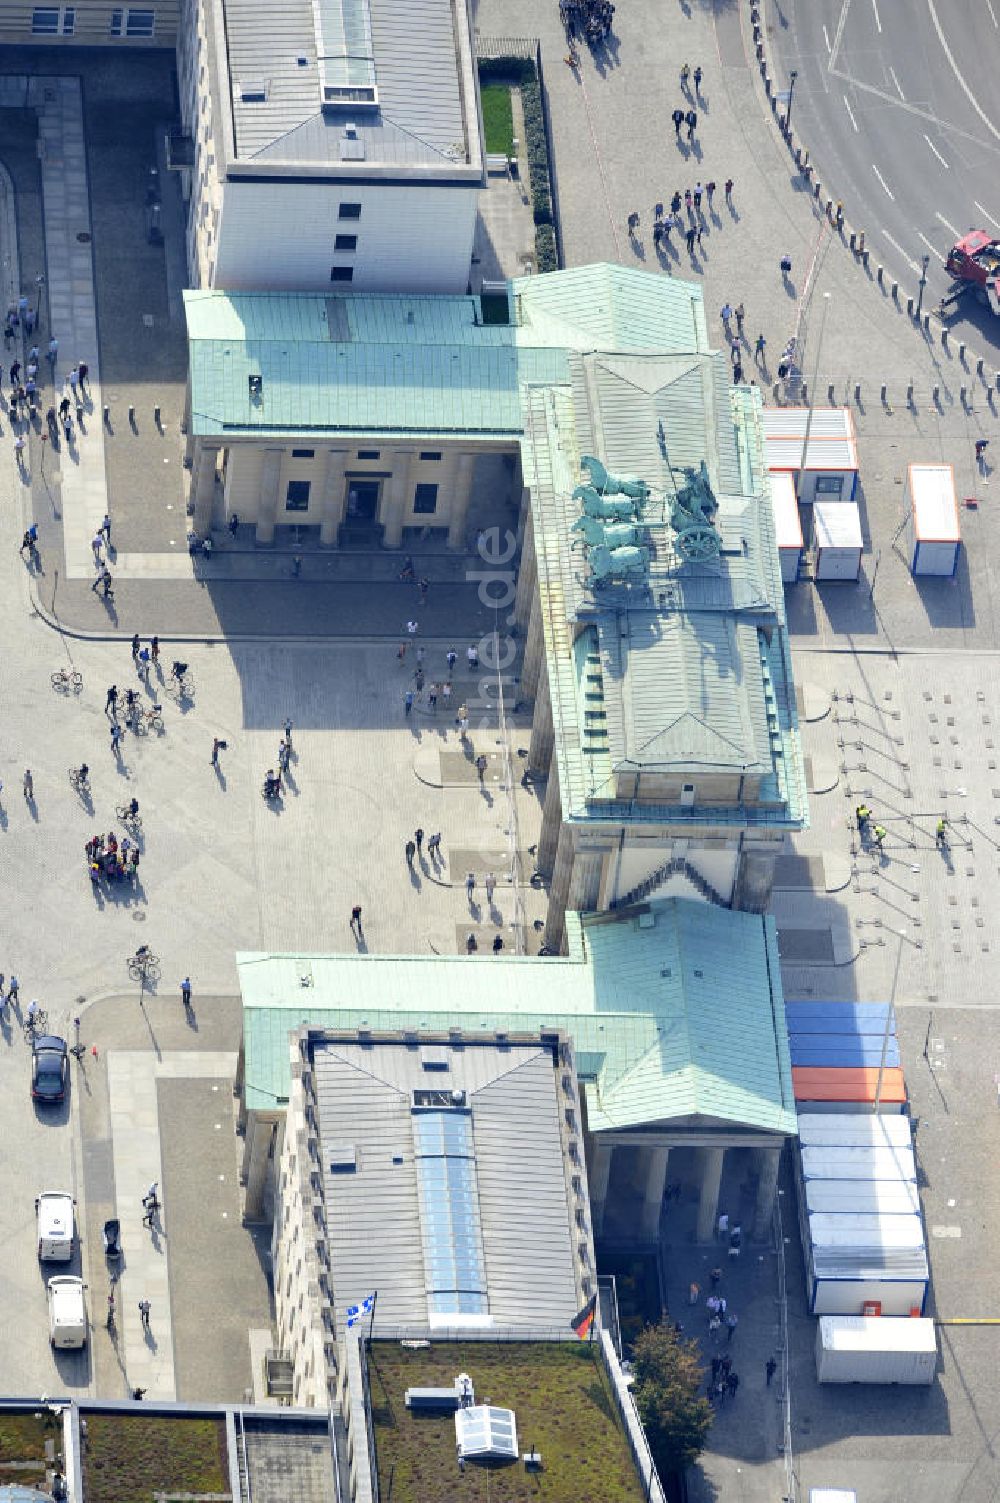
[793, 1066, 907, 1105]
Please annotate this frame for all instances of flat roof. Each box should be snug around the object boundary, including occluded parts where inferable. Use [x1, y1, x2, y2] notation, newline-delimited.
[908, 463, 960, 541]
[763, 406, 859, 471]
[217, 0, 482, 176]
[768, 470, 803, 549]
[239, 895, 796, 1137]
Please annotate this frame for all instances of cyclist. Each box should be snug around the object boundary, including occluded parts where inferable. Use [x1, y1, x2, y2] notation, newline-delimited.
[171, 660, 188, 681]
[135, 944, 151, 966]
[128, 797, 139, 819]
[125, 687, 137, 714]
[77, 762, 89, 786]
[27, 999, 41, 1026]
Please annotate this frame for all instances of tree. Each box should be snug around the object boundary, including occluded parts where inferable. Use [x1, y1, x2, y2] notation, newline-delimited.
[632, 1322, 713, 1474]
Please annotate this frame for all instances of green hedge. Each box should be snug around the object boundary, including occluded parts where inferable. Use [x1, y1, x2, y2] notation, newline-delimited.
[478, 55, 559, 270]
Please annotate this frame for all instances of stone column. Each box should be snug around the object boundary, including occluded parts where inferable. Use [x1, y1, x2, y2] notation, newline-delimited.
[190, 439, 220, 534]
[588, 1140, 613, 1237]
[537, 767, 562, 875]
[513, 509, 536, 630]
[521, 593, 544, 701]
[319, 449, 349, 546]
[255, 448, 284, 545]
[640, 1146, 670, 1241]
[381, 450, 414, 548]
[241, 1115, 277, 1221]
[447, 452, 478, 548]
[527, 663, 553, 774]
[752, 1145, 782, 1241]
[567, 846, 604, 916]
[695, 1146, 725, 1242]
[544, 825, 575, 953]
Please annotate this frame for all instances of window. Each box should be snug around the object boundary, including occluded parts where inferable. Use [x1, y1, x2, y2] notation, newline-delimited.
[291, 448, 315, 459]
[285, 480, 311, 512]
[815, 475, 845, 497]
[110, 6, 154, 33]
[338, 202, 362, 221]
[413, 483, 439, 515]
[33, 5, 74, 31]
[334, 234, 357, 251]
[330, 266, 354, 284]
[419, 451, 442, 461]
[239, 80, 269, 103]
[357, 450, 381, 460]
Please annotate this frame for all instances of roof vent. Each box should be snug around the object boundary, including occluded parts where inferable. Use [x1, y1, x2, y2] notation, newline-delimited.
[339, 128, 366, 161]
[239, 79, 269, 103]
[420, 1045, 449, 1071]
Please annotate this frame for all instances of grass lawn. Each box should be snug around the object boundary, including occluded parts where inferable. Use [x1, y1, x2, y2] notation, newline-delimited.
[480, 83, 515, 156]
[83, 1415, 228, 1503]
[369, 1341, 646, 1503]
[0, 1410, 53, 1486]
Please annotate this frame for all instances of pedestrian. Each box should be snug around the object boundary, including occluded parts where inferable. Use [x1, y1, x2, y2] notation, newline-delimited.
[730, 337, 741, 364]
[680, 62, 690, 88]
[350, 904, 363, 937]
[7, 976, 18, 1007]
[105, 685, 118, 716]
[706, 179, 716, 204]
[672, 106, 684, 137]
[720, 301, 732, 330]
[397, 641, 407, 664]
[465, 871, 475, 901]
[131, 632, 140, 661]
[671, 190, 682, 215]
[726, 1311, 738, 1341]
[428, 683, 438, 711]
[414, 668, 425, 693]
[404, 689, 414, 716]
[150, 636, 159, 664]
[706, 1294, 720, 1316]
[765, 1356, 777, 1386]
[717, 1212, 729, 1240]
[67, 365, 79, 398]
[685, 109, 697, 140]
[733, 362, 744, 384]
[754, 332, 767, 363]
[466, 932, 478, 954]
[132, 1387, 147, 1400]
[138, 1299, 151, 1330]
[708, 1314, 722, 1338]
[47, 335, 58, 366]
[693, 182, 703, 211]
[718, 1295, 727, 1316]
[292, 555, 302, 577]
[9, 360, 20, 386]
[780, 254, 792, 276]
[976, 438, 989, 465]
[695, 225, 704, 249]
[211, 735, 224, 767]
[710, 1265, 722, 1287]
[735, 302, 745, 335]
[725, 178, 734, 202]
[180, 977, 192, 1008]
[442, 680, 452, 707]
[78, 361, 89, 391]
[686, 226, 696, 254]
[693, 64, 702, 91]
[111, 723, 123, 754]
[446, 649, 457, 673]
[418, 576, 429, 603]
[228, 513, 239, 538]
[427, 832, 441, 860]
[492, 934, 504, 954]
[726, 1371, 739, 1398]
[689, 1280, 700, 1305]
[283, 717, 293, 750]
[22, 769, 32, 801]
[407, 619, 418, 637]
[13, 434, 26, 466]
[405, 839, 416, 866]
[91, 533, 103, 565]
[936, 817, 948, 847]
[873, 823, 887, 847]
[475, 753, 488, 783]
[467, 644, 479, 669]
[415, 827, 424, 854]
[711, 1356, 721, 1381]
[25, 306, 35, 334]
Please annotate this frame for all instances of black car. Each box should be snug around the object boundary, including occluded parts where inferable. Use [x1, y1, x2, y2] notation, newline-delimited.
[31, 1035, 68, 1103]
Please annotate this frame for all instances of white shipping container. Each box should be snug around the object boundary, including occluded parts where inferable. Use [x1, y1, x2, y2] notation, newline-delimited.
[808, 1275, 928, 1317]
[800, 1144, 916, 1181]
[797, 1114, 912, 1150]
[815, 1316, 937, 1384]
[904, 464, 960, 577]
[809, 1212, 926, 1252]
[805, 1179, 921, 1216]
[814, 500, 863, 581]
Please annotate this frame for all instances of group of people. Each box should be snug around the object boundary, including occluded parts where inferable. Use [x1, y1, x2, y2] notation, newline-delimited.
[560, 0, 614, 45]
[86, 828, 141, 887]
[263, 719, 294, 800]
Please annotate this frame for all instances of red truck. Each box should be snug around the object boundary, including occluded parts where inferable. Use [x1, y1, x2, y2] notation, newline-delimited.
[943, 230, 1000, 316]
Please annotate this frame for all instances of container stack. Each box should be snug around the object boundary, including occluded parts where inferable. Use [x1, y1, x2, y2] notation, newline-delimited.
[786, 1001, 907, 1113]
[795, 1114, 929, 1319]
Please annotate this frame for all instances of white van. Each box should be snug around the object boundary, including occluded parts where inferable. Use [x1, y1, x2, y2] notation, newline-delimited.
[47, 1276, 87, 1349]
[36, 1192, 75, 1262]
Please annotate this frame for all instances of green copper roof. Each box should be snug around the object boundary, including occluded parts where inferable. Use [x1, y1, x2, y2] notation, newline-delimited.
[239, 897, 795, 1138]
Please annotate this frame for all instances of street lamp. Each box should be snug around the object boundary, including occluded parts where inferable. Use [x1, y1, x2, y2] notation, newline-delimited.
[916, 253, 930, 320]
[787, 69, 798, 128]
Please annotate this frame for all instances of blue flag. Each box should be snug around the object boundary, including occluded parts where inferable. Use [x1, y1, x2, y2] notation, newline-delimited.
[346, 1293, 376, 1329]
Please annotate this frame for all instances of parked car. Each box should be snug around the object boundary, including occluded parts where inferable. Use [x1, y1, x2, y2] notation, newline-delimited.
[36, 1192, 75, 1261]
[47, 1276, 87, 1349]
[31, 1035, 68, 1103]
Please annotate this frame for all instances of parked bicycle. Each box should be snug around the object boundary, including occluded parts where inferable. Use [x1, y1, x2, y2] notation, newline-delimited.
[127, 947, 160, 983]
[115, 801, 143, 832]
[133, 703, 164, 734]
[23, 1007, 49, 1042]
[51, 666, 83, 694]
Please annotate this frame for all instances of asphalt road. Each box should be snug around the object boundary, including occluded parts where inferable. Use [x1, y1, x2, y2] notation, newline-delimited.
[768, 0, 1000, 350]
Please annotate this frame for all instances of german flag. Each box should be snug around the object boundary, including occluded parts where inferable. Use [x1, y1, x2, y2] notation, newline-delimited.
[570, 1294, 597, 1340]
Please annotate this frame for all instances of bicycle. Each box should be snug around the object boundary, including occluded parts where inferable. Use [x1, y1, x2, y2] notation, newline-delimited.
[68, 767, 91, 794]
[127, 950, 160, 983]
[116, 803, 143, 832]
[23, 1009, 49, 1042]
[51, 666, 83, 693]
[133, 704, 164, 735]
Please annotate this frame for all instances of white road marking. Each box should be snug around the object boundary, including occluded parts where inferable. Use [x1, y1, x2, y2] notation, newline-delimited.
[871, 0, 882, 31]
[988, 0, 998, 28]
[872, 163, 896, 200]
[882, 230, 922, 272]
[823, 23, 831, 52]
[975, 199, 1000, 229]
[927, 0, 1000, 145]
[935, 210, 960, 235]
[889, 65, 905, 100]
[924, 134, 949, 167]
[843, 95, 859, 132]
[829, 0, 852, 72]
[917, 231, 945, 263]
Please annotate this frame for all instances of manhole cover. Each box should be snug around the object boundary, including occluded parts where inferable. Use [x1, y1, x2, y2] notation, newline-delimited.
[76, 231, 91, 243]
